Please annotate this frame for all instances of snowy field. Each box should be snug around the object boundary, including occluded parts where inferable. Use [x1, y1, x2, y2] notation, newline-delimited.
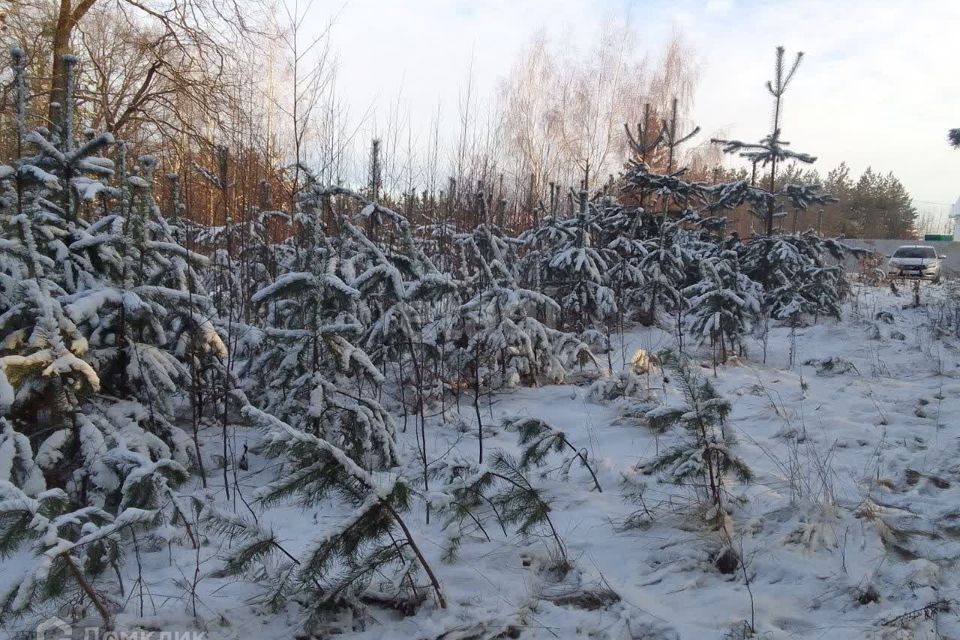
[7, 281, 960, 640]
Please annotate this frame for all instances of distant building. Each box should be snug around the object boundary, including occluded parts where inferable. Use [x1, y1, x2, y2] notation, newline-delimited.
[952, 197, 960, 238]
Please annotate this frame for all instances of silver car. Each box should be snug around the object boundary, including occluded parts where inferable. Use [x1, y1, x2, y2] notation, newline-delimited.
[886, 245, 944, 282]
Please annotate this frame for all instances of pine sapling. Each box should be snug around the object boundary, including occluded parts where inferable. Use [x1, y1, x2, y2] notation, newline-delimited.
[0, 481, 161, 629]
[642, 356, 751, 529]
[684, 252, 761, 364]
[224, 399, 445, 631]
[434, 451, 568, 568]
[505, 417, 602, 492]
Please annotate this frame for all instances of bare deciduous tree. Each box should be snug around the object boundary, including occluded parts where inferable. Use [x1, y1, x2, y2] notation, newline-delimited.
[498, 25, 697, 200]
[45, 0, 257, 129]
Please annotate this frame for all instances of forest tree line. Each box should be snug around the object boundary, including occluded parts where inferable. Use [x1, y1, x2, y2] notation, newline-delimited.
[716, 162, 917, 239]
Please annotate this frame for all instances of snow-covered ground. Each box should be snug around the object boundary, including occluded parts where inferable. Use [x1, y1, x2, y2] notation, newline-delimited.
[7, 281, 960, 640]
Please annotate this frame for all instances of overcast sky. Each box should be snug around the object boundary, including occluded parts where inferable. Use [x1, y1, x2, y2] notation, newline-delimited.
[315, 0, 960, 211]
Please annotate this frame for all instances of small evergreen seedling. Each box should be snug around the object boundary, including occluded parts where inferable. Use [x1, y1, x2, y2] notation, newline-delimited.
[684, 252, 761, 363]
[505, 417, 602, 492]
[219, 400, 445, 632]
[524, 190, 617, 333]
[459, 193, 594, 391]
[642, 357, 751, 529]
[434, 451, 568, 567]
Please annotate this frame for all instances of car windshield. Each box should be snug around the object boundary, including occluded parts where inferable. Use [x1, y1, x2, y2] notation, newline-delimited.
[893, 247, 936, 259]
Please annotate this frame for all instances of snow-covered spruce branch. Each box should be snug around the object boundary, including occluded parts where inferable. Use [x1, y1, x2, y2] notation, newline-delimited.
[432, 452, 568, 566]
[225, 397, 445, 625]
[0, 481, 163, 628]
[504, 417, 602, 492]
[949, 128, 960, 149]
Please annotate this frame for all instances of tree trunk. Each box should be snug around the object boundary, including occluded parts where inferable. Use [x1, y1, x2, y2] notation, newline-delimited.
[49, 0, 98, 125]
[49, 2, 73, 125]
